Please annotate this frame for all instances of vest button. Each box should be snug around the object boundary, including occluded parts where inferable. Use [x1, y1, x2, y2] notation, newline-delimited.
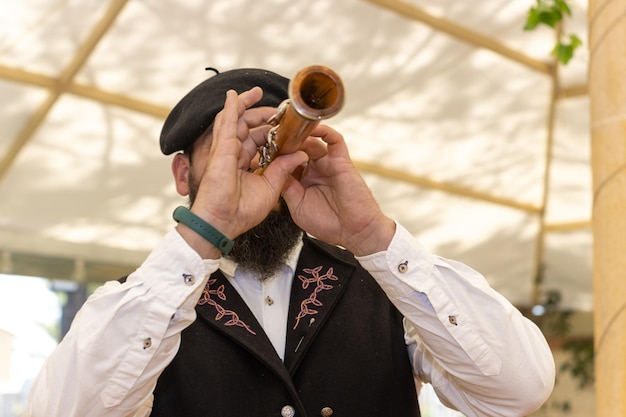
[321, 407, 334, 416]
[281, 405, 296, 417]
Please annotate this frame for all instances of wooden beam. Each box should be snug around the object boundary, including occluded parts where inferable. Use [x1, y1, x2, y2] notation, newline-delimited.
[0, 0, 130, 181]
[0, 64, 169, 118]
[68, 83, 170, 118]
[57, 0, 130, 87]
[354, 160, 542, 213]
[559, 83, 589, 99]
[530, 56, 559, 307]
[0, 65, 56, 89]
[545, 220, 591, 232]
[0, 94, 59, 181]
[364, 0, 552, 74]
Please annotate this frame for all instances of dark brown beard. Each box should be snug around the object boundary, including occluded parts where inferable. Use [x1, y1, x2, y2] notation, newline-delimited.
[188, 168, 302, 281]
[227, 198, 303, 281]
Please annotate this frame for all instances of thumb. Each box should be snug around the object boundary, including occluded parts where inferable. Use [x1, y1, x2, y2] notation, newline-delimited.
[262, 151, 309, 194]
[281, 172, 304, 211]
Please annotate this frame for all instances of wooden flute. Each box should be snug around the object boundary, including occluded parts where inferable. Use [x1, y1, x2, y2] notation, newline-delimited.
[256, 65, 344, 173]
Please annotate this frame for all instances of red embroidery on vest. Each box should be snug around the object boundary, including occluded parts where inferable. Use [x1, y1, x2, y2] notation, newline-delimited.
[293, 266, 338, 329]
[198, 278, 256, 335]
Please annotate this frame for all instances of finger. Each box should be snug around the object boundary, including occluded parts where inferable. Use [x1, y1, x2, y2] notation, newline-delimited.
[236, 107, 280, 153]
[240, 125, 272, 165]
[235, 107, 283, 169]
[236, 106, 279, 138]
[235, 87, 264, 115]
[213, 87, 263, 142]
[211, 89, 240, 155]
[262, 150, 309, 194]
[310, 124, 350, 157]
[281, 168, 305, 212]
[299, 137, 328, 161]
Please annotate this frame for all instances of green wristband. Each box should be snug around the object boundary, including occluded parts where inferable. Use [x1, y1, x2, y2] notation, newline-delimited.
[173, 206, 235, 256]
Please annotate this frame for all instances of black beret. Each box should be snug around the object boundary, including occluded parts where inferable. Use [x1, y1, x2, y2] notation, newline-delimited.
[160, 68, 289, 155]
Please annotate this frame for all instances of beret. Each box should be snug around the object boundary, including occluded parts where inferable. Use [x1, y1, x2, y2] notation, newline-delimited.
[160, 68, 289, 155]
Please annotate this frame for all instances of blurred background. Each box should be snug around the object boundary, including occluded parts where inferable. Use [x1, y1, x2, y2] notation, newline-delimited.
[0, 0, 595, 415]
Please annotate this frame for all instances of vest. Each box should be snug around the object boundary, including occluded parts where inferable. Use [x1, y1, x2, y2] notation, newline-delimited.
[150, 236, 420, 417]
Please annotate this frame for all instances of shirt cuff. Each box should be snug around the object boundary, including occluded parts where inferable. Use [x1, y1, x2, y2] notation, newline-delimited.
[356, 221, 436, 299]
[126, 228, 221, 307]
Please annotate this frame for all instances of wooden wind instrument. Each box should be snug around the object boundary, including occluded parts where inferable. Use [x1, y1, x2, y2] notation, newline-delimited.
[256, 65, 344, 173]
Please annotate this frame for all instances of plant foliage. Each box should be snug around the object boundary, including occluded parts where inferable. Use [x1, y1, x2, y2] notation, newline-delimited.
[530, 288, 595, 413]
[524, 0, 582, 65]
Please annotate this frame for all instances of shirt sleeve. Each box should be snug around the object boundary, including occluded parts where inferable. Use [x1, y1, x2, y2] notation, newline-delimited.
[27, 229, 220, 417]
[356, 222, 555, 417]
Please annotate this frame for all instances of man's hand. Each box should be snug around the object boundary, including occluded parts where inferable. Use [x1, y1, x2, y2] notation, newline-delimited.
[180, 88, 308, 258]
[281, 124, 396, 256]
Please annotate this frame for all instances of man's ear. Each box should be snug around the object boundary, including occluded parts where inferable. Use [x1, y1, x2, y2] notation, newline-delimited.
[172, 153, 190, 196]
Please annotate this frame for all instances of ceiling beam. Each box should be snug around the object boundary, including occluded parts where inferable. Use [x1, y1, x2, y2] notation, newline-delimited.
[0, 65, 56, 89]
[355, 160, 542, 213]
[365, 0, 591, 316]
[0, 63, 546, 216]
[364, 0, 552, 74]
[0, 64, 170, 118]
[68, 83, 170, 118]
[559, 83, 589, 99]
[0, 0, 130, 182]
[545, 220, 590, 232]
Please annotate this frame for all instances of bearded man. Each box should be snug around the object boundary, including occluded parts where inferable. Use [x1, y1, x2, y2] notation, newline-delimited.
[27, 68, 555, 417]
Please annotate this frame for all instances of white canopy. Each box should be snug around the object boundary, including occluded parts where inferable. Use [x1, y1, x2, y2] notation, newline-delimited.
[0, 0, 591, 311]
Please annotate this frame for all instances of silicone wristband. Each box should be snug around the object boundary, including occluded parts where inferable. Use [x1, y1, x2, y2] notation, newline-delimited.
[172, 206, 234, 256]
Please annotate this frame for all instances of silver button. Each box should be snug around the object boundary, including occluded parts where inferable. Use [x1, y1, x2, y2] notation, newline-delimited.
[281, 405, 296, 417]
[449, 315, 458, 326]
[143, 337, 152, 349]
[398, 260, 408, 273]
[265, 296, 274, 305]
[321, 407, 333, 417]
[183, 274, 195, 285]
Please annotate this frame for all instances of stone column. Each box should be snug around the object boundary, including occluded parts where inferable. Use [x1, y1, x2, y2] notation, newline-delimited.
[588, 1, 626, 415]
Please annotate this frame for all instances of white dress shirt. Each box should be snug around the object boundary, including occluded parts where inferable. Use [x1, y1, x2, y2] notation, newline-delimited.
[219, 239, 303, 360]
[26, 222, 555, 417]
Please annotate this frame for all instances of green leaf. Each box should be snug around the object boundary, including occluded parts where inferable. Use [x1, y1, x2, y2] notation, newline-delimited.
[555, 0, 572, 16]
[551, 34, 583, 65]
[569, 34, 583, 49]
[552, 42, 574, 64]
[524, 7, 541, 30]
[524, 0, 570, 29]
[525, 5, 562, 29]
[524, 0, 581, 65]
[538, 7, 563, 28]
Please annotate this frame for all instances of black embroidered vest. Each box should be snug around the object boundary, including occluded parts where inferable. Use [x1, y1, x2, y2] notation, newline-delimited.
[150, 236, 420, 417]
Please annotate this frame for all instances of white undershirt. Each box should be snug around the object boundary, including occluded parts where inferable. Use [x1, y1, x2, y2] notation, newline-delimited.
[219, 239, 303, 360]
